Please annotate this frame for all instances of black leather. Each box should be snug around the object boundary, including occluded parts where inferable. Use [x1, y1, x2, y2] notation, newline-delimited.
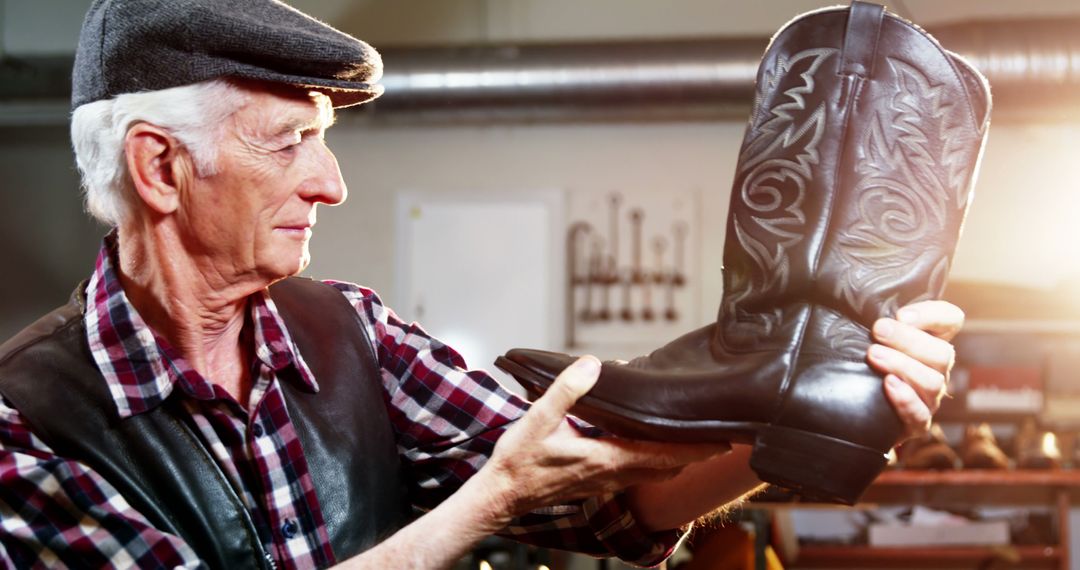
[496, 1, 991, 504]
[272, 278, 413, 554]
[0, 278, 411, 568]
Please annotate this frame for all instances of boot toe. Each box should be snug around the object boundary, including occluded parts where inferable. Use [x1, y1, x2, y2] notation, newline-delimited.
[504, 348, 576, 378]
[497, 349, 579, 399]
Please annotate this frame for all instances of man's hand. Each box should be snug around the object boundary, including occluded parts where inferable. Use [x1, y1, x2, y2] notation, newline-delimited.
[341, 357, 726, 569]
[867, 299, 965, 439]
[479, 356, 730, 526]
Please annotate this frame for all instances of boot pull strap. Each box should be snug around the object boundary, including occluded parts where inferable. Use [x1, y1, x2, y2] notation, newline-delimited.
[841, 1, 886, 78]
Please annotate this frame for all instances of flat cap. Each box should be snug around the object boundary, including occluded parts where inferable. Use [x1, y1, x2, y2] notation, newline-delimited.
[72, 0, 383, 109]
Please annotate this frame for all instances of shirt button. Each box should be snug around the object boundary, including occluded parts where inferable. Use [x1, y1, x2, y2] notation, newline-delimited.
[251, 423, 264, 438]
[281, 519, 299, 539]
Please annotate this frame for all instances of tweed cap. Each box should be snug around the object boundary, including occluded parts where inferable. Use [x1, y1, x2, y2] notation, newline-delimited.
[72, 0, 383, 109]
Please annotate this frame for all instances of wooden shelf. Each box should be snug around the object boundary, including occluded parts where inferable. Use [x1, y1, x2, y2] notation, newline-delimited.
[753, 471, 1076, 569]
[874, 470, 1080, 486]
[933, 395, 1040, 424]
[796, 545, 1060, 568]
[751, 470, 1080, 507]
[861, 470, 1080, 506]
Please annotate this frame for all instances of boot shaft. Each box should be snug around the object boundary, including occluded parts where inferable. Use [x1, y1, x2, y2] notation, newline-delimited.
[721, 3, 991, 355]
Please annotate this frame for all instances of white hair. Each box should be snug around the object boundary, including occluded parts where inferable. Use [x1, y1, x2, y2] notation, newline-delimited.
[70, 79, 250, 227]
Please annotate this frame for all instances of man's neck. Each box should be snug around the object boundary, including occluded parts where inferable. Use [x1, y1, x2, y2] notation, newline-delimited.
[115, 223, 264, 408]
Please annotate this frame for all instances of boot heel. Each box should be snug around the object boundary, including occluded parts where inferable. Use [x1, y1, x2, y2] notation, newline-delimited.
[750, 425, 887, 505]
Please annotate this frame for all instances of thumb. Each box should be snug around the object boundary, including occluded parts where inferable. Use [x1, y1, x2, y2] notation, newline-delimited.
[524, 355, 601, 432]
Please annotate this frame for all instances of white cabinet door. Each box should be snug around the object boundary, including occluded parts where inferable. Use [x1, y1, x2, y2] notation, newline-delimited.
[396, 191, 563, 394]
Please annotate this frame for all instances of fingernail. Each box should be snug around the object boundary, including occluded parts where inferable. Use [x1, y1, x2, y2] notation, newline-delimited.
[897, 308, 918, 323]
[566, 356, 601, 391]
[874, 318, 894, 339]
[870, 344, 889, 360]
[572, 355, 600, 375]
[885, 374, 903, 389]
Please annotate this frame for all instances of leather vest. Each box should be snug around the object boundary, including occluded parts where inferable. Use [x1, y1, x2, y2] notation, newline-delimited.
[0, 278, 412, 569]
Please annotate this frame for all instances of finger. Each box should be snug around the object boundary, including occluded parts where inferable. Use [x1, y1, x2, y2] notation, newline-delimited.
[884, 374, 932, 438]
[895, 300, 965, 341]
[868, 343, 947, 411]
[872, 318, 956, 374]
[522, 356, 601, 432]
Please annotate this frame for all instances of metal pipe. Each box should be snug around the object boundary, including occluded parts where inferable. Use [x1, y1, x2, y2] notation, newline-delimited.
[934, 20, 1080, 88]
[2, 18, 1079, 124]
[371, 18, 1080, 121]
[377, 39, 764, 109]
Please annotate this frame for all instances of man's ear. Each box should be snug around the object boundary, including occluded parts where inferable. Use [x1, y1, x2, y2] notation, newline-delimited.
[124, 123, 193, 216]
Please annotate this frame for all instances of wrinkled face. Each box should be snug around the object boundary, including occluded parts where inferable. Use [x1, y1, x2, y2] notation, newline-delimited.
[179, 86, 346, 283]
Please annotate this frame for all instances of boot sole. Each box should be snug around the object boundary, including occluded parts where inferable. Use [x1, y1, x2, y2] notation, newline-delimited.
[495, 356, 887, 505]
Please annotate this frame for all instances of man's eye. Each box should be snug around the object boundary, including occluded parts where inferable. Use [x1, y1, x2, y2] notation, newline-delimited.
[276, 133, 303, 153]
[277, 138, 302, 153]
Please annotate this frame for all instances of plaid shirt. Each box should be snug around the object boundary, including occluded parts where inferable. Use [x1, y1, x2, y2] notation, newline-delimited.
[0, 237, 683, 569]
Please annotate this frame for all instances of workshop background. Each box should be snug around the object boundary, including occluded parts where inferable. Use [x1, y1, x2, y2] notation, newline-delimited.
[3, 1, 1080, 569]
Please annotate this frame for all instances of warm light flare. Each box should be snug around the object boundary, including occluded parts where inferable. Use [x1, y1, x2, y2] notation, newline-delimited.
[950, 123, 1080, 290]
[1042, 432, 1059, 457]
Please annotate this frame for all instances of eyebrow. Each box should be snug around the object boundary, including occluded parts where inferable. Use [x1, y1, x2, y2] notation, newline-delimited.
[272, 105, 337, 139]
[273, 117, 319, 139]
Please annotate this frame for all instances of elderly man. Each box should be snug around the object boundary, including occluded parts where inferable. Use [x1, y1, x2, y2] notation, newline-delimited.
[0, 0, 962, 568]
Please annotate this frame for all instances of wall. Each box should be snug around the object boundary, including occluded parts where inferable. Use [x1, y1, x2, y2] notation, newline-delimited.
[310, 118, 742, 326]
[950, 122, 1080, 290]
[309, 116, 1080, 326]
[298, 0, 1080, 45]
[8, 0, 1080, 56]
[0, 126, 105, 340]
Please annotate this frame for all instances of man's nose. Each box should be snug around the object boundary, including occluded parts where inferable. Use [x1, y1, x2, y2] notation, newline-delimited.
[298, 141, 347, 206]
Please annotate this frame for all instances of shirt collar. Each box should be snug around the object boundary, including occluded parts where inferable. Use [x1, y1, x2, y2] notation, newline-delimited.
[84, 232, 320, 418]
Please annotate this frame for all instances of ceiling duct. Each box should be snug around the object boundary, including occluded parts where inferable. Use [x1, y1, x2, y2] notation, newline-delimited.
[933, 19, 1080, 118]
[2, 18, 1079, 124]
[374, 38, 766, 121]
[372, 18, 1080, 122]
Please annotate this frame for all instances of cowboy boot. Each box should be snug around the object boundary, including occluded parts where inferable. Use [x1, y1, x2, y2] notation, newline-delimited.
[1015, 419, 1062, 470]
[958, 423, 1010, 470]
[900, 424, 959, 470]
[496, 1, 990, 504]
